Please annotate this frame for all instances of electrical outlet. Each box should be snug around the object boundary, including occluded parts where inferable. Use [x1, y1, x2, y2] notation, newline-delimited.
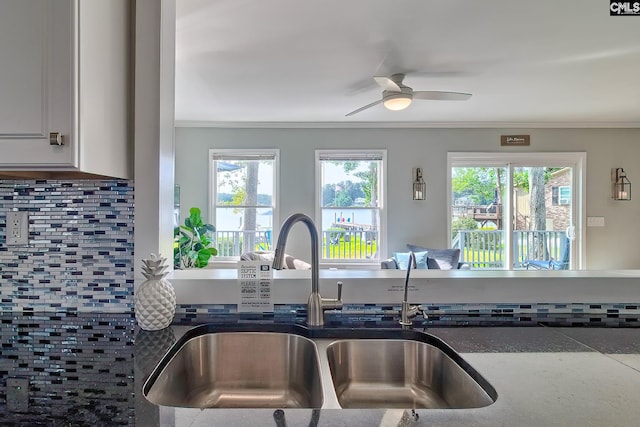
[7, 211, 29, 245]
[6, 377, 29, 412]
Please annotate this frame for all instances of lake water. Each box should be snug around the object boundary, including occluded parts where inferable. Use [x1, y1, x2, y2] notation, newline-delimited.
[213, 208, 377, 232]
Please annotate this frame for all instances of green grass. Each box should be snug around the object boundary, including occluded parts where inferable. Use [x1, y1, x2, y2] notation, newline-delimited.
[323, 236, 377, 259]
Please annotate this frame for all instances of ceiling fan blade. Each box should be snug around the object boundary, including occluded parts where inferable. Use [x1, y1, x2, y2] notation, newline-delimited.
[373, 76, 402, 92]
[345, 99, 383, 117]
[413, 91, 472, 101]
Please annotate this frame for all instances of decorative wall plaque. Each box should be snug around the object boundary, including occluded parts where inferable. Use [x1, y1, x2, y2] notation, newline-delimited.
[501, 135, 530, 146]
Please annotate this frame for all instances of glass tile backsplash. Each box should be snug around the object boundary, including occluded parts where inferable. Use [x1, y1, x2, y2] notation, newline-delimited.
[0, 179, 638, 326]
[0, 180, 134, 313]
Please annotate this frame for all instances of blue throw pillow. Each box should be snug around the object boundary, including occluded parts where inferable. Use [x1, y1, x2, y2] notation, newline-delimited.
[393, 251, 429, 270]
[406, 244, 461, 270]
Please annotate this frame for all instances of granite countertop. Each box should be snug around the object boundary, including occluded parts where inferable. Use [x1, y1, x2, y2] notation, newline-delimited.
[2, 313, 640, 426]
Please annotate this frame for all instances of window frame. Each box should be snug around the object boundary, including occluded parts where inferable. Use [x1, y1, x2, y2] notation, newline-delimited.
[208, 148, 280, 262]
[447, 152, 586, 270]
[315, 149, 387, 268]
[552, 186, 572, 206]
[558, 186, 571, 205]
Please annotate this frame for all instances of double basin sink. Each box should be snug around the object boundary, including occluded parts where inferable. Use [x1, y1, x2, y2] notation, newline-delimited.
[143, 324, 497, 410]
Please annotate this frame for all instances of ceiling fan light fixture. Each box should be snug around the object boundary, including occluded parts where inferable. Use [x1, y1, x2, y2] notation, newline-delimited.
[346, 75, 470, 116]
[383, 92, 412, 111]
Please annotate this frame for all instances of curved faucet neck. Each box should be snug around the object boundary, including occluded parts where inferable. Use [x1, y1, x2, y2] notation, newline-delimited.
[272, 213, 320, 294]
[404, 251, 416, 301]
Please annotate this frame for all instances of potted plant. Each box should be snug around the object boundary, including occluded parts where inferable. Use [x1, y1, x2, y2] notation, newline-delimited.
[174, 207, 218, 269]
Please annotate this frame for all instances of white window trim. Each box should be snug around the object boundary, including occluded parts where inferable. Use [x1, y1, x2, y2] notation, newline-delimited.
[447, 152, 586, 270]
[208, 148, 280, 263]
[315, 149, 387, 268]
[558, 186, 571, 205]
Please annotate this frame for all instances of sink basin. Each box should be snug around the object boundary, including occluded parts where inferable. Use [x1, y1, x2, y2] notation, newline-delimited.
[143, 325, 496, 410]
[144, 332, 323, 408]
[325, 339, 495, 409]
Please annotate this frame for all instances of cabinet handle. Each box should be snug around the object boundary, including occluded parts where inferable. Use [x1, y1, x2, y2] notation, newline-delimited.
[49, 132, 64, 146]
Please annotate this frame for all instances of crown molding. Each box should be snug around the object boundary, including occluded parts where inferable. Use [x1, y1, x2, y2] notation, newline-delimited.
[175, 120, 640, 129]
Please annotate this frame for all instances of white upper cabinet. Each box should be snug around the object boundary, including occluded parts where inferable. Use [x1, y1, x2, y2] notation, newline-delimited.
[0, 0, 131, 179]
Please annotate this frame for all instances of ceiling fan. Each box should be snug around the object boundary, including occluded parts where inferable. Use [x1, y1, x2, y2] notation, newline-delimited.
[345, 73, 472, 117]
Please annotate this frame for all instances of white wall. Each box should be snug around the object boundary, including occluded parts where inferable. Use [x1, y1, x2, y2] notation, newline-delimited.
[175, 127, 640, 269]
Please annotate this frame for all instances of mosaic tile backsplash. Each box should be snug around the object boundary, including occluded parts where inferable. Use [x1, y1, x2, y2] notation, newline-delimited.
[174, 302, 640, 327]
[0, 179, 638, 327]
[0, 180, 134, 313]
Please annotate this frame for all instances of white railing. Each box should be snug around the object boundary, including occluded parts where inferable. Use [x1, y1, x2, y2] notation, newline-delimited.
[454, 230, 568, 269]
[214, 228, 566, 267]
[213, 228, 379, 260]
[214, 230, 272, 257]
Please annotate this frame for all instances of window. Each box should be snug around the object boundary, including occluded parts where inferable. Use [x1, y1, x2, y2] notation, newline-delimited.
[316, 150, 386, 265]
[448, 152, 586, 270]
[552, 186, 571, 205]
[209, 149, 278, 259]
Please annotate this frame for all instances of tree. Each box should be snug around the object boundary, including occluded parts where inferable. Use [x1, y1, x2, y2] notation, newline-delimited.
[494, 168, 503, 205]
[322, 184, 336, 206]
[335, 191, 353, 207]
[242, 161, 259, 253]
[217, 159, 271, 253]
[452, 217, 478, 239]
[353, 164, 377, 207]
[529, 167, 547, 258]
[332, 160, 379, 227]
[322, 181, 364, 207]
[452, 168, 498, 205]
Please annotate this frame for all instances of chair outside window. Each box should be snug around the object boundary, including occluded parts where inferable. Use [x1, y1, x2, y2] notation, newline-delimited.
[524, 236, 570, 270]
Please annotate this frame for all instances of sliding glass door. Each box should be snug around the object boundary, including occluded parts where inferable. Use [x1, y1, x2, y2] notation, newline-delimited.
[448, 153, 585, 270]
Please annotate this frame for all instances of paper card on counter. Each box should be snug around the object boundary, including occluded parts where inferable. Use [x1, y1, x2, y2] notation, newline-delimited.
[237, 261, 274, 312]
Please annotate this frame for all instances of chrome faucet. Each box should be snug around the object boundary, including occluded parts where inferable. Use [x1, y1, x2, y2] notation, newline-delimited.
[399, 251, 425, 326]
[272, 213, 343, 326]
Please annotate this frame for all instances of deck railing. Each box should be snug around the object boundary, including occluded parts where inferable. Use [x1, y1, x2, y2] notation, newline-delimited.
[213, 230, 272, 257]
[214, 228, 379, 260]
[214, 228, 565, 267]
[453, 229, 567, 269]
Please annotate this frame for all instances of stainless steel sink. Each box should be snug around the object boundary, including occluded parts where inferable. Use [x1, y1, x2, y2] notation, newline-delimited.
[144, 332, 323, 408]
[143, 325, 497, 410]
[325, 339, 495, 409]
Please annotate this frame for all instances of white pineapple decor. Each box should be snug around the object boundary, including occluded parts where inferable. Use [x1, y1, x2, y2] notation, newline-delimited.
[135, 254, 176, 331]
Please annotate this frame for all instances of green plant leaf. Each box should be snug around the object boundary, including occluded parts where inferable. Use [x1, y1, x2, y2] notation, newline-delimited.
[174, 206, 218, 269]
[197, 226, 211, 237]
[179, 224, 191, 231]
[195, 248, 212, 268]
[178, 235, 190, 247]
[189, 207, 204, 229]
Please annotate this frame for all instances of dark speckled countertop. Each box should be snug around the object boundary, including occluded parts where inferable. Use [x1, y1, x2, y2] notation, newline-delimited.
[2, 314, 640, 426]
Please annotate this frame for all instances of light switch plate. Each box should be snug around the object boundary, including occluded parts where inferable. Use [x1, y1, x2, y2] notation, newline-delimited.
[587, 216, 605, 227]
[7, 211, 29, 245]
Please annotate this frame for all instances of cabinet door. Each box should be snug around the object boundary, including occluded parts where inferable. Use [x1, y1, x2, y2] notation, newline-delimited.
[0, 0, 75, 168]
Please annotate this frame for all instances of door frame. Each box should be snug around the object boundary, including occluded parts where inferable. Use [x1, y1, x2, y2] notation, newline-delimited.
[447, 152, 586, 270]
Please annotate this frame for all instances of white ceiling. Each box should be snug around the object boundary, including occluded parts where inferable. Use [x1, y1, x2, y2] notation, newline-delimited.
[175, 0, 640, 126]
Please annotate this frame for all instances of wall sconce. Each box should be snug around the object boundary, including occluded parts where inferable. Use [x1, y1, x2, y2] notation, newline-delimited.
[413, 167, 426, 200]
[612, 168, 631, 201]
